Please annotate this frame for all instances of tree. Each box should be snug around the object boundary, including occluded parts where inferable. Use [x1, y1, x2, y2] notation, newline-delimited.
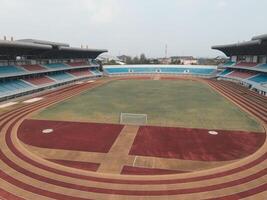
[106, 60, 117, 65]
[125, 56, 132, 64]
[140, 53, 146, 64]
[132, 56, 139, 64]
[171, 59, 181, 65]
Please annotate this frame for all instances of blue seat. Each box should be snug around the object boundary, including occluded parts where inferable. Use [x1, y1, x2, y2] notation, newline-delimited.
[48, 72, 73, 82]
[105, 68, 129, 74]
[188, 68, 215, 75]
[45, 63, 69, 69]
[218, 69, 233, 76]
[223, 61, 235, 67]
[0, 66, 25, 74]
[256, 64, 267, 69]
[105, 66, 215, 75]
[0, 80, 33, 96]
[248, 74, 267, 83]
[90, 69, 102, 75]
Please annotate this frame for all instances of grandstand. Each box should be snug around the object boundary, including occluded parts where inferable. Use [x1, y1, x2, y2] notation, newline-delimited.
[104, 65, 217, 77]
[0, 39, 107, 101]
[212, 33, 267, 96]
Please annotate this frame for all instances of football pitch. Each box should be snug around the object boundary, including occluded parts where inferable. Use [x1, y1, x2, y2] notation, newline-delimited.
[33, 79, 263, 132]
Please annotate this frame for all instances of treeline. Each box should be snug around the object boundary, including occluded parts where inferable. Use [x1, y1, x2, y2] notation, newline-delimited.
[123, 54, 150, 64]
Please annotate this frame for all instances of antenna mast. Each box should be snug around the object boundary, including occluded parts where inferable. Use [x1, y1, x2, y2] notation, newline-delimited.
[165, 44, 168, 58]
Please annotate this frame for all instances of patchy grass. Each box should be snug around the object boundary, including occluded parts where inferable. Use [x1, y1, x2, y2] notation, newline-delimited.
[33, 79, 263, 132]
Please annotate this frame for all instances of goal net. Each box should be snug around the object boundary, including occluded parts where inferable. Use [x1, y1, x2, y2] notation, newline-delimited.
[120, 113, 148, 125]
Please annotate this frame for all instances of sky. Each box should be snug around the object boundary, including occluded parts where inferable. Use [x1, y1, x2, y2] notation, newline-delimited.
[0, 0, 267, 58]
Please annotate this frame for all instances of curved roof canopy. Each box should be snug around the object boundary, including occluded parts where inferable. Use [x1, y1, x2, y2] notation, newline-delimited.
[0, 39, 107, 60]
[212, 34, 267, 57]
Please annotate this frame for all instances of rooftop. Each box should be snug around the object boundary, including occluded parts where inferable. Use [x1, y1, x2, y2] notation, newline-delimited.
[212, 34, 267, 56]
[0, 38, 107, 60]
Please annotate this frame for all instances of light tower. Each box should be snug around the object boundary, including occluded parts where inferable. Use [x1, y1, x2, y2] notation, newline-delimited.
[165, 44, 168, 58]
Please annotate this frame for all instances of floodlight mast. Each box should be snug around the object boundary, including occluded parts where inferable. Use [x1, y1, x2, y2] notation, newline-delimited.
[165, 44, 168, 59]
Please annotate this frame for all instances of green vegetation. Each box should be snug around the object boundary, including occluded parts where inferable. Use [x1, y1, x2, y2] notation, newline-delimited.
[33, 80, 263, 132]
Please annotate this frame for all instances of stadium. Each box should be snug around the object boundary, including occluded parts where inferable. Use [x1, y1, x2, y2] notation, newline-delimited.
[0, 32, 266, 200]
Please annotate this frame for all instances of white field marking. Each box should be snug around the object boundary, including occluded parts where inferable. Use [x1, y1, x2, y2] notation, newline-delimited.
[23, 97, 43, 104]
[0, 102, 18, 108]
[153, 75, 161, 80]
[133, 156, 138, 167]
[42, 129, 54, 134]
[87, 80, 95, 83]
[75, 81, 84, 85]
[152, 157, 155, 168]
[209, 131, 219, 135]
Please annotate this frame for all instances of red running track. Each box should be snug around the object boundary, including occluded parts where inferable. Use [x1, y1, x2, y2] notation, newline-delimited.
[47, 159, 100, 172]
[121, 166, 187, 175]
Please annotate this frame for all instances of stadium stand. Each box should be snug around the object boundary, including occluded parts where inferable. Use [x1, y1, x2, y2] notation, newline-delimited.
[248, 74, 267, 83]
[226, 71, 258, 79]
[0, 39, 106, 101]
[255, 63, 267, 69]
[67, 62, 88, 67]
[105, 68, 129, 74]
[48, 72, 74, 82]
[20, 64, 47, 71]
[68, 70, 93, 77]
[45, 63, 69, 69]
[222, 61, 235, 67]
[235, 62, 258, 67]
[213, 33, 267, 96]
[91, 69, 103, 76]
[0, 65, 25, 74]
[218, 69, 233, 76]
[24, 76, 55, 86]
[0, 80, 34, 97]
[104, 65, 217, 76]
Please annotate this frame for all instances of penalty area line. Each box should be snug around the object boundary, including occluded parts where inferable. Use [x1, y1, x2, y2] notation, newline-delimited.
[133, 156, 138, 167]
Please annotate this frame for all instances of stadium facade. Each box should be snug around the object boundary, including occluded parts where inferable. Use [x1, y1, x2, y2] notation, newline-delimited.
[0, 39, 107, 101]
[212, 34, 267, 96]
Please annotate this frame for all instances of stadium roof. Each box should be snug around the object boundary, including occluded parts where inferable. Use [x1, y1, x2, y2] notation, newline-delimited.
[17, 39, 70, 47]
[212, 34, 267, 57]
[0, 39, 107, 60]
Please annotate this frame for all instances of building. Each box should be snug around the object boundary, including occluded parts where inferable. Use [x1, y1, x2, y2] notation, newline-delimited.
[170, 56, 198, 65]
[212, 34, 267, 95]
[158, 57, 172, 64]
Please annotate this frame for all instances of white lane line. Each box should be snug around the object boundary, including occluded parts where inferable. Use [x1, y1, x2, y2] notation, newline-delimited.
[133, 156, 138, 167]
[0, 102, 18, 108]
[23, 97, 43, 103]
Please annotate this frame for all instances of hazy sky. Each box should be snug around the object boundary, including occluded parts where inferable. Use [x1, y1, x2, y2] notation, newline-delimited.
[0, 0, 267, 58]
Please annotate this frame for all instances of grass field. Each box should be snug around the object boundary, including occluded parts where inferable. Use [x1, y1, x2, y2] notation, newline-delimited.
[33, 80, 263, 132]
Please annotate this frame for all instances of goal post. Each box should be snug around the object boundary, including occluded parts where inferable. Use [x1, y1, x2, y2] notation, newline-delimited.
[120, 113, 148, 125]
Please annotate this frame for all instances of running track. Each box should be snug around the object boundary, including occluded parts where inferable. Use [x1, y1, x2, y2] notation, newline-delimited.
[0, 77, 266, 199]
